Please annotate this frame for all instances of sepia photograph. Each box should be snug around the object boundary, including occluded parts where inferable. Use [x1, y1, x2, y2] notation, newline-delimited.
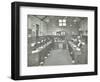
[27, 15, 88, 67]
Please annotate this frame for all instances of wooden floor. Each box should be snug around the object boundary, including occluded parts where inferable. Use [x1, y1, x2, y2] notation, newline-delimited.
[43, 49, 72, 66]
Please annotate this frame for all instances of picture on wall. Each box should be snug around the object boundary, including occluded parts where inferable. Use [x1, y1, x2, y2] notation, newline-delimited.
[11, 2, 98, 80]
[27, 15, 88, 67]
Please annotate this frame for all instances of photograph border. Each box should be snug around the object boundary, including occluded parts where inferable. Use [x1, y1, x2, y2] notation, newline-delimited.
[11, 1, 98, 80]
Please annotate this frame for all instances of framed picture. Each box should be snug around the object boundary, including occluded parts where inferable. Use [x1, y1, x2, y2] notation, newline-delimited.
[11, 1, 98, 80]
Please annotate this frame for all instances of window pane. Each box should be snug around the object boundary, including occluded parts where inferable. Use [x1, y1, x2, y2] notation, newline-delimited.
[59, 23, 62, 26]
[63, 23, 66, 26]
[59, 19, 62, 22]
[63, 19, 66, 22]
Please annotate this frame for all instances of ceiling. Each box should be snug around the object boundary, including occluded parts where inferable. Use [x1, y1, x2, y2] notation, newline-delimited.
[32, 15, 87, 26]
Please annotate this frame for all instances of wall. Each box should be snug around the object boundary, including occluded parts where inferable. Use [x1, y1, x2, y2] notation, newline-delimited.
[28, 15, 47, 36]
[46, 16, 63, 35]
[28, 15, 84, 39]
[46, 16, 80, 40]
[0, 0, 99, 82]
[79, 18, 88, 36]
[64, 22, 80, 40]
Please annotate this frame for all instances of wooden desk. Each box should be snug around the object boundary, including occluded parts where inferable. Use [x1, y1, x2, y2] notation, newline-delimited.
[28, 41, 54, 66]
[68, 41, 87, 64]
[68, 41, 81, 64]
[54, 41, 66, 49]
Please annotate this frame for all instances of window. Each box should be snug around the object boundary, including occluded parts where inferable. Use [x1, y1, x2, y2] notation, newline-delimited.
[59, 19, 66, 26]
